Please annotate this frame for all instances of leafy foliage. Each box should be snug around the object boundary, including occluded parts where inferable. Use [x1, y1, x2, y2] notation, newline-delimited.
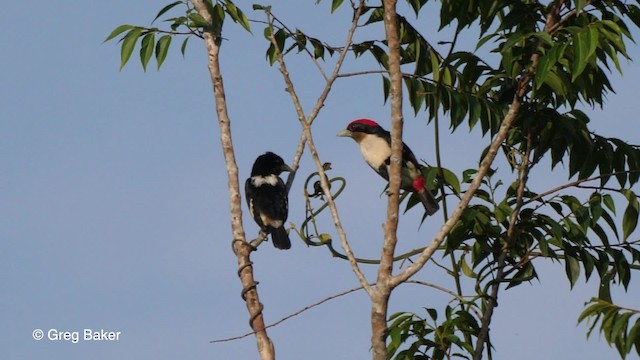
[104, 0, 251, 71]
[578, 298, 640, 359]
[387, 307, 479, 360]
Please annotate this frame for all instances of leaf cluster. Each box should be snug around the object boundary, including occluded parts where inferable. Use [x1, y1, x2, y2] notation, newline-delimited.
[578, 298, 640, 359]
[104, 0, 251, 71]
[387, 307, 480, 360]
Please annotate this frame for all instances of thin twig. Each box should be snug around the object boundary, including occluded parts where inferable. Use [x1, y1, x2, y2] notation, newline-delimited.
[209, 279, 470, 344]
[267, 14, 330, 82]
[210, 285, 366, 343]
[264, 1, 372, 294]
[525, 170, 640, 205]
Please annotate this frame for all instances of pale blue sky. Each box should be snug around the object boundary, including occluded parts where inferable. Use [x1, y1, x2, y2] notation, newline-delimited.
[2, 1, 640, 359]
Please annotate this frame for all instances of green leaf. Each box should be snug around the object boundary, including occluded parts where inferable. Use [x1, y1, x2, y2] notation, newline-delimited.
[611, 312, 633, 347]
[603, 194, 616, 215]
[426, 308, 438, 321]
[460, 255, 477, 278]
[430, 51, 440, 82]
[104, 24, 134, 43]
[382, 76, 390, 104]
[225, 1, 251, 32]
[571, 27, 594, 81]
[120, 28, 143, 70]
[565, 254, 581, 288]
[543, 70, 567, 95]
[599, 273, 612, 302]
[139, 32, 155, 72]
[152, 1, 183, 24]
[155, 35, 172, 70]
[622, 189, 639, 241]
[331, 0, 344, 13]
[535, 43, 566, 89]
[441, 168, 460, 195]
[180, 37, 189, 57]
[188, 13, 209, 28]
[627, 319, 640, 355]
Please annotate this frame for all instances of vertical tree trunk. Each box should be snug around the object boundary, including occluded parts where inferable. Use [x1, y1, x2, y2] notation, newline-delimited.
[371, 1, 402, 359]
[191, 1, 275, 359]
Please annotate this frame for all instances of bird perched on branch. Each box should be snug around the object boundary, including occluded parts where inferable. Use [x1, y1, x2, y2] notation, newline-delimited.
[245, 152, 293, 249]
[337, 118, 439, 215]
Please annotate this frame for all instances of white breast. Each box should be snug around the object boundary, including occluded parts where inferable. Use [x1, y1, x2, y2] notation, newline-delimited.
[251, 174, 279, 187]
[359, 134, 391, 169]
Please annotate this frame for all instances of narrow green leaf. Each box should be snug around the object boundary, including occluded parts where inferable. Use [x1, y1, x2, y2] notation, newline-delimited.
[155, 35, 172, 70]
[603, 309, 619, 343]
[152, 1, 183, 24]
[139, 33, 155, 72]
[225, 1, 251, 32]
[622, 189, 639, 241]
[180, 37, 189, 57]
[629, 5, 640, 29]
[627, 319, 640, 355]
[565, 254, 581, 288]
[441, 168, 460, 195]
[599, 274, 612, 302]
[611, 312, 633, 346]
[476, 33, 497, 51]
[535, 43, 566, 89]
[430, 51, 440, 82]
[104, 24, 134, 43]
[571, 29, 590, 81]
[382, 76, 391, 104]
[543, 70, 567, 95]
[603, 194, 616, 214]
[188, 13, 209, 28]
[211, 3, 226, 26]
[120, 28, 143, 70]
[577, 298, 604, 323]
[460, 255, 477, 278]
[426, 308, 438, 321]
[331, 0, 344, 13]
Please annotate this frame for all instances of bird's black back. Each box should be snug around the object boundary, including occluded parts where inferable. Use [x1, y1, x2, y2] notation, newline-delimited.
[245, 176, 289, 227]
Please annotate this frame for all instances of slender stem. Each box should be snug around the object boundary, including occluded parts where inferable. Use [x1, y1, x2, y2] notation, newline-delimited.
[525, 170, 640, 205]
[473, 131, 533, 359]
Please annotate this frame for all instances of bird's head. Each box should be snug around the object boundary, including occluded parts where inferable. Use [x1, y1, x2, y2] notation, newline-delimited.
[337, 118, 384, 141]
[251, 152, 293, 176]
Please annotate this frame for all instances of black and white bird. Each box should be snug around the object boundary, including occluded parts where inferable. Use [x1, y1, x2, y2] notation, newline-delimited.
[337, 118, 439, 215]
[245, 152, 293, 249]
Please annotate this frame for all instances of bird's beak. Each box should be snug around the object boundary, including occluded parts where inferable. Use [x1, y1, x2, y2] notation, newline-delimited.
[281, 164, 294, 173]
[336, 129, 352, 138]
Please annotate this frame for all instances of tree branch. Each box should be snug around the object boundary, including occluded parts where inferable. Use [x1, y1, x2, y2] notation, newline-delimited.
[263, 2, 372, 295]
[525, 170, 640, 205]
[191, 1, 274, 359]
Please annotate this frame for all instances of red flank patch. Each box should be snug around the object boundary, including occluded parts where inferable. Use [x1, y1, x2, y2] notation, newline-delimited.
[412, 176, 425, 192]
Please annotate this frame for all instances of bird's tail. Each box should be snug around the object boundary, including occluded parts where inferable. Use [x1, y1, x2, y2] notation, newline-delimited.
[417, 188, 439, 216]
[270, 227, 291, 250]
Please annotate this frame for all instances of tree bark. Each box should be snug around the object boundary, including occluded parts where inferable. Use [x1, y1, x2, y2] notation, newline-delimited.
[191, 1, 275, 359]
[371, 1, 402, 359]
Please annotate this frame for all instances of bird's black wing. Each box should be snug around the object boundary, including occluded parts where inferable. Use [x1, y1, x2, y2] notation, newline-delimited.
[246, 178, 288, 227]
